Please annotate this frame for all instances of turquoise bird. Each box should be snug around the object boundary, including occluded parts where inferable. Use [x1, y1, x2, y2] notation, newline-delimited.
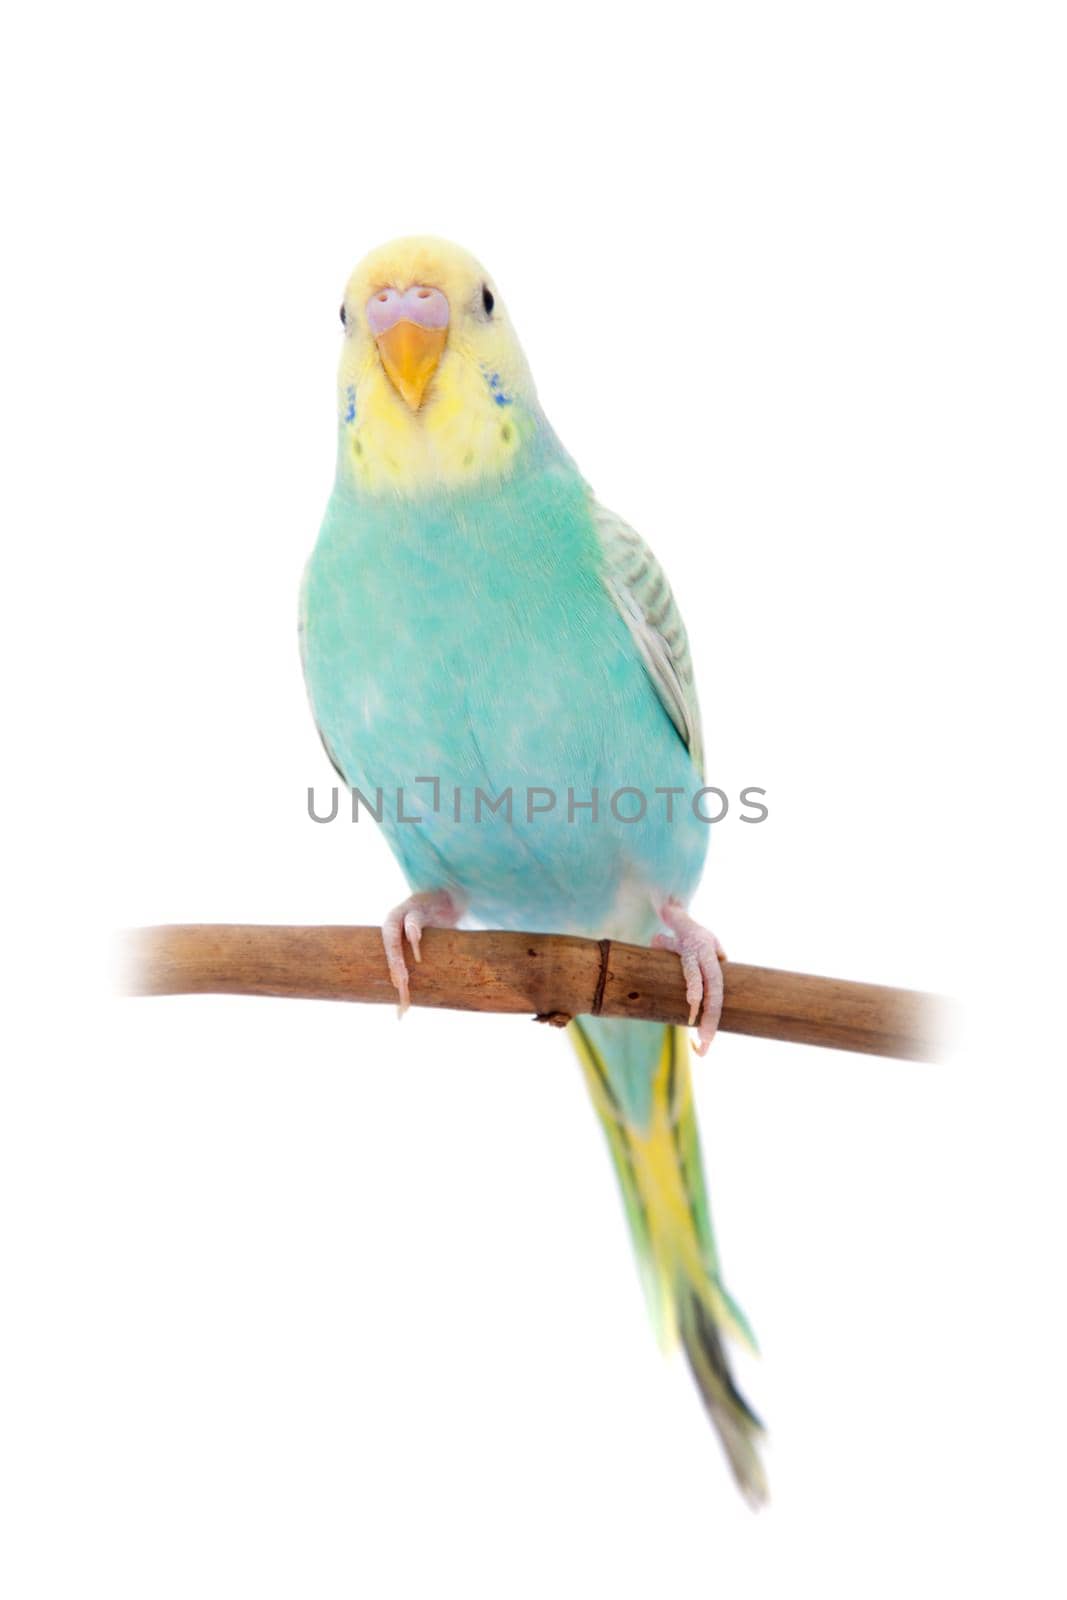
[300, 237, 765, 1502]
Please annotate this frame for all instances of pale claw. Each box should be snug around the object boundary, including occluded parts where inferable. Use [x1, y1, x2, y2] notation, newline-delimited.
[404, 910, 425, 963]
[381, 890, 462, 1016]
[654, 898, 727, 1056]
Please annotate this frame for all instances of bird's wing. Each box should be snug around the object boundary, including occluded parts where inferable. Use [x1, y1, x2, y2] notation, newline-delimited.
[298, 563, 351, 783]
[593, 502, 704, 776]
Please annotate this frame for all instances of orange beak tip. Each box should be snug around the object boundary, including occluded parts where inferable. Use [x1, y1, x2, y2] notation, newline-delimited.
[375, 321, 448, 410]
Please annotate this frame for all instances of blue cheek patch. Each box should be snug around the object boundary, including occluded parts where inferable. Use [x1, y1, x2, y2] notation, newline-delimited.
[486, 370, 513, 407]
[344, 385, 357, 424]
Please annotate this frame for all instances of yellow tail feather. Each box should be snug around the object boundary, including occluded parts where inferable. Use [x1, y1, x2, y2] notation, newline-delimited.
[569, 1020, 767, 1504]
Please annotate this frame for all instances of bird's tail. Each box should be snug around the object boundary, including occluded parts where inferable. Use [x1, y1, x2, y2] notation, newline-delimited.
[569, 1018, 767, 1505]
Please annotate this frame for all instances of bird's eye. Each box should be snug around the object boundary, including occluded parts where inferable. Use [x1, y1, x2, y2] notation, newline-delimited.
[481, 285, 495, 317]
[339, 304, 347, 327]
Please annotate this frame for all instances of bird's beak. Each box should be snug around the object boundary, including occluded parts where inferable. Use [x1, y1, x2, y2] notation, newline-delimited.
[375, 321, 448, 411]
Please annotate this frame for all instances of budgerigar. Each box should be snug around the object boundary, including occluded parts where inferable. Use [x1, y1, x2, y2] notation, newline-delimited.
[300, 237, 765, 1502]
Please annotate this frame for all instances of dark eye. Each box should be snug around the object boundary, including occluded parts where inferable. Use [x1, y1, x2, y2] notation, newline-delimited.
[339, 304, 347, 327]
[481, 285, 495, 317]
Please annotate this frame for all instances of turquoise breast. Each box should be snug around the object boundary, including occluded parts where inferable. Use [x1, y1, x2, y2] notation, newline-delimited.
[301, 442, 708, 940]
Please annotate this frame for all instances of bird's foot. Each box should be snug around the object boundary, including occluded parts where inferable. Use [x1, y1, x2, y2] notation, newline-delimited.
[652, 897, 727, 1056]
[381, 890, 463, 1016]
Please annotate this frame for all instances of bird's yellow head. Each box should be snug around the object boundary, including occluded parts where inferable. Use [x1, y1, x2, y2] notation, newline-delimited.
[337, 236, 540, 495]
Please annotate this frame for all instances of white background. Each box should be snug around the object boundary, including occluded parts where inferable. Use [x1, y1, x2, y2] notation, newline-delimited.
[2, 2, 1065, 1595]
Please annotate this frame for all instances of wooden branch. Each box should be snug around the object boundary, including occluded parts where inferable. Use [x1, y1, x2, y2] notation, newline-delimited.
[121, 925, 948, 1062]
